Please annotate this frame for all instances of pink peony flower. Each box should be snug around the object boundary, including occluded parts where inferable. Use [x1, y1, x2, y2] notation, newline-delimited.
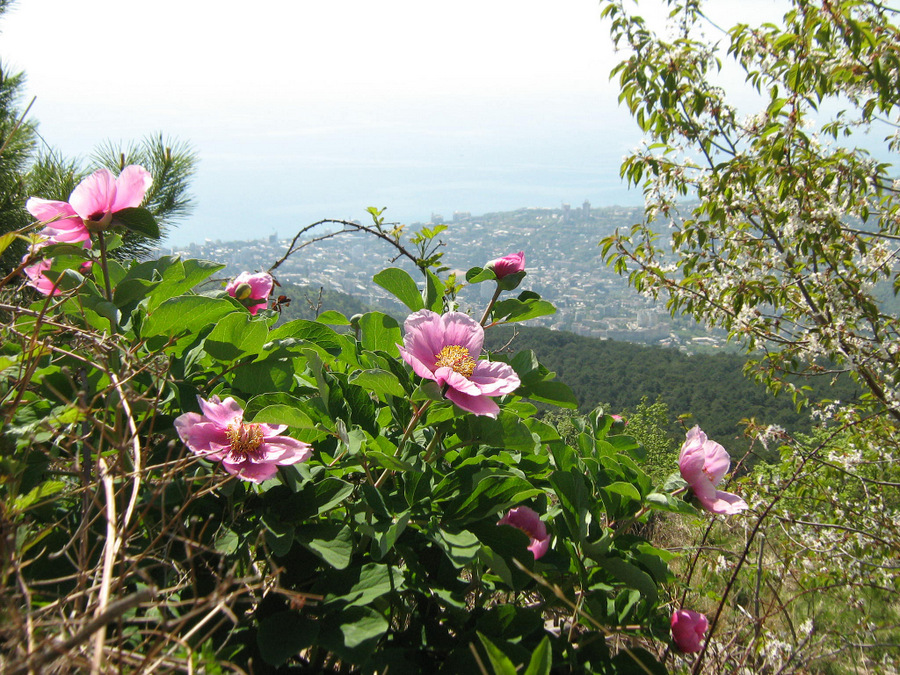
[671, 609, 708, 653]
[679, 426, 748, 515]
[498, 506, 550, 559]
[225, 272, 274, 315]
[68, 165, 152, 232]
[174, 395, 313, 483]
[398, 310, 520, 417]
[486, 251, 525, 279]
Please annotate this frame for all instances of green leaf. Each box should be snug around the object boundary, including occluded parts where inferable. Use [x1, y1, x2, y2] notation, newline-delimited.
[524, 380, 578, 409]
[605, 482, 642, 503]
[523, 636, 552, 675]
[476, 633, 518, 675]
[0, 232, 16, 256]
[214, 529, 239, 555]
[359, 312, 402, 357]
[424, 269, 445, 312]
[448, 474, 541, 522]
[245, 393, 316, 429]
[411, 380, 444, 402]
[204, 311, 268, 361]
[316, 309, 351, 325]
[491, 297, 556, 323]
[373, 268, 424, 311]
[142, 296, 236, 338]
[436, 528, 482, 566]
[13, 480, 66, 513]
[597, 556, 658, 604]
[464, 411, 537, 453]
[244, 393, 316, 428]
[466, 266, 496, 283]
[232, 359, 295, 395]
[268, 319, 344, 354]
[146, 257, 224, 311]
[340, 563, 397, 607]
[338, 605, 389, 649]
[110, 207, 160, 238]
[314, 478, 355, 514]
[368, 448, 417, 474]
[257, 611, 319, 667]
[349, 369, 406, 398]
[297, 523, 353, 569]
[262, 515, 294, 557]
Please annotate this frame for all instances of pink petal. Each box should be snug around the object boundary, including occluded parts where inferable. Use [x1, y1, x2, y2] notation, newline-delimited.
[671, 609, 708, 653]
[436, 367, 483, 396]
[487, 251, 525, 279]
[41, 222, 92, 246]
[258, 436, 314, 465]
[26, 197, 78, 222]
[174, 415, 230, 456]
[678, 442, 706, 485]
[438, 312, 483, 357]
[23, 259, 60, 296]
[445, 387, 500, 417]
[702, 439, 731, 485]
[470, 360, 520, 396]
[398, 345, 439, 381]
[498, 506, 550, 560]
[528, 536, 550, 560]
[257, 423, 288, 436]
[226, 272, 274, 301]
[69, 169, 117, 219]
[246, 273, 274, 300]
[110, 165, 152, 211]
[401, 310, 445, 371]
[699, 490, 748, 515]
[196, 395, 243, 427]
[222, 459, 278, 483]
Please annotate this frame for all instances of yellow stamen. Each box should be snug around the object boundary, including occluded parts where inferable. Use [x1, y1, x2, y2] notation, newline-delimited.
[225, 421, 264, 459]
[435, 345, 476, 378]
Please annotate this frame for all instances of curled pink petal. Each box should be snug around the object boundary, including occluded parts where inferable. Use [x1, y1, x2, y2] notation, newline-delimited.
[498, 506, 550, 560]
[671, 609, 708, 653]
[678, 426, 747, 515]
[174, 395, 313, 484]
[445, 387, 501, 417]
[26, 198, 91, 246]
[399, 309, 520, 418]
[110, 165, 153, 211]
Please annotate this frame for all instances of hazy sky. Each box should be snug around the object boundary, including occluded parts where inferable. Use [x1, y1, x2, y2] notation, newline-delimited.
[2, 1, 785, 246]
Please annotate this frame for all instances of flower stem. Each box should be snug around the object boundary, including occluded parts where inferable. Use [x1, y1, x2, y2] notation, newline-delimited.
[97, 231, 113, 303]
[374, 399, 433, 488]
[479, 285, 503, 326]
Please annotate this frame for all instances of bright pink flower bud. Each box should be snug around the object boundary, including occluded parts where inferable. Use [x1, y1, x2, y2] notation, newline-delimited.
[486, 251, 525, 279]
[225, 272, 274, 315]
[671, 609, 708, 653]
[498, 505, 550, 559]
[678, 426, 748, 515]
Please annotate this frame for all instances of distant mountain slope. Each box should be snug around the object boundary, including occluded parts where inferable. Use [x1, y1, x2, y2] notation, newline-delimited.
[484, 325, 861, 452]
